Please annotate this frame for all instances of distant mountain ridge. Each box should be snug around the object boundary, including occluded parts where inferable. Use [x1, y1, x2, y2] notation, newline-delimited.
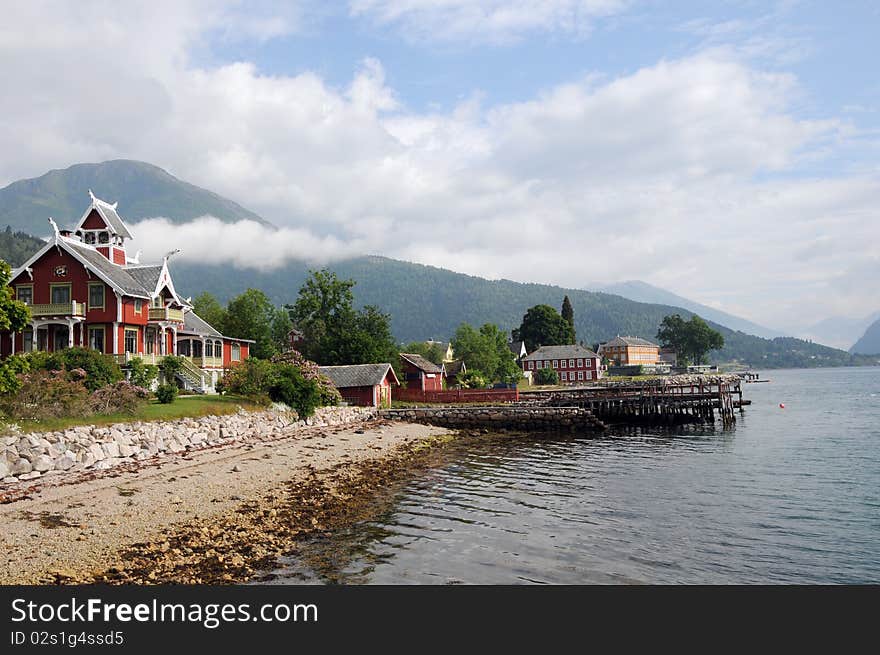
[0, 160, 270, 231]
[597, 280, 784, 339]
[0, 161, 874, 370]
[851, 317, 880, 355]
[803, 312, 880, 351]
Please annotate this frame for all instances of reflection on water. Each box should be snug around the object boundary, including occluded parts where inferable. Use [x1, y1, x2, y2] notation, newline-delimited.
[262, 367, 880, 584]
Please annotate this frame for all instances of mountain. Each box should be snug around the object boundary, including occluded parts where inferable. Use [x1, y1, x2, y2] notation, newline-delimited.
[0, 160, 270, 231]
[0, 227, 46, 267]
[0, 161, 873, 369]
[165, 256, 874, 369]
[851, 318, 880, 355]
[597, 280, 784, 339]
[802, 312, 880, 351]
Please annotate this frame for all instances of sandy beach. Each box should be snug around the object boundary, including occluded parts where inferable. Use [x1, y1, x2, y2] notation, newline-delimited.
[0, 418, 452, 584]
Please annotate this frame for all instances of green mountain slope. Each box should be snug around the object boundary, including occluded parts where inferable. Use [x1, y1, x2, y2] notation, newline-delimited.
[851, 318, 880, 355]
[598, 280, 784, 339]
[166, 256, 873, 369]
[0, 227, 46, 267]
[0, 160, 270, 230]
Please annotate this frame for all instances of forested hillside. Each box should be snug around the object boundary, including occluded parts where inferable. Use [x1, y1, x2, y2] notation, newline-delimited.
[167, 256, 873, 369]
[0, 227, 46, 266]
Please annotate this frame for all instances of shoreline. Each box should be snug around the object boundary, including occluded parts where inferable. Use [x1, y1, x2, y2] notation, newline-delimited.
[0, 418, 454, 584]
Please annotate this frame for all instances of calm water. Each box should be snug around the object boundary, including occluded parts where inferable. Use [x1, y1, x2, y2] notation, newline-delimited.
[268, 367, 880, 584]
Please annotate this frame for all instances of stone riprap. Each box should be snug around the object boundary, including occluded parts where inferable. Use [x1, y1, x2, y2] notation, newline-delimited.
[379, 406, 606, 431]
[0, 406, 376, 484]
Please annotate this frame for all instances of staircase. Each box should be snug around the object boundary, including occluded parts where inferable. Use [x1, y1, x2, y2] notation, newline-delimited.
[175, 357, 207, 393]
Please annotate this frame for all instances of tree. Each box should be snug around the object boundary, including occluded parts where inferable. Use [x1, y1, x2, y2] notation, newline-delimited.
[534, 368, 559, 385]
[0, 259, 30, 334]
[192, 292, 227, 331]
[656, 314, 724, 365]
[515, 304, 575, 352]
[223, 288, 288, 359]
[289, 269, 398, 367]
[561, 295, 576, 342]
[403, 341, 446, 366]
[451, 322, 523, 385]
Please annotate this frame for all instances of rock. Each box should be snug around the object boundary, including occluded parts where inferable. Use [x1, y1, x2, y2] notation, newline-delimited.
[0, 461, 8, 478]
[3, 476, 17, 483]
[89, 444, 106, 462]
[232, 465, 241, 472]
[118, 444, 138, 458]
[170, 496, 183, 504]
[55, 455, 76, 471]
[19, 470, 41, 480]
[11, 458, 32, 475]
[32, 455, 55, 472]
[102, 441, 120, 458]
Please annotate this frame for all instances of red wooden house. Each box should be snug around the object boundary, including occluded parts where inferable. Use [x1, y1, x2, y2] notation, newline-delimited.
[399, 352, 445, 391]
[0, 192, 251, 392]
[521, 344, 603, 385]
[318, 363, 398, 408]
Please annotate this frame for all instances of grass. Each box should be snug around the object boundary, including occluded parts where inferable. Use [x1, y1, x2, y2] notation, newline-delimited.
[11, 395, 265, 434]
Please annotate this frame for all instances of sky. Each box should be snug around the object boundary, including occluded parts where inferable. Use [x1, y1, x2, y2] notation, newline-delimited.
[1, 1, 878, 335]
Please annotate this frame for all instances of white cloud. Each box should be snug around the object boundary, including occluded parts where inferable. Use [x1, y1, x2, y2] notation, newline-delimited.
[1, 1, 878, 334]
[348, 0, 627, 44]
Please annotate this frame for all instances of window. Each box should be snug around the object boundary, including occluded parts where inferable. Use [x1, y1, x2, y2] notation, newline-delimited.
[89, 326, 105, 352]
[215, 341, 222, 359]
[50, 284, 71, 304]
[577, 358, 583, 367]
[568, 359, 575, 368]
[578, 371, 584, 380]
[145, 328, 155, 354]
[16, 285, 32, 305]
[552, 360, 558, 369]
[152, 296, 163, 308]
[560, 372, 567, 381]
[88, 283, 104, 310]
[205, 341, 213, 357]
[544, 360, 550, 369]
[560, 359, 567, 369]
[23, 329, 33, 352]
[124, 329, 137, 354]
[84, 232, 96, 244]
[231, 343, 241, 361]
[134, 299, 143, 314]
[98, 232, 110, 244]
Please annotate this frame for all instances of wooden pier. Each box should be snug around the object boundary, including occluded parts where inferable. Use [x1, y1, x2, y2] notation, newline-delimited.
[524, 377, 748, 427]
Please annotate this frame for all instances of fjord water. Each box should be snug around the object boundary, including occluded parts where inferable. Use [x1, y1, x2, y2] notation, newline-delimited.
[275, 367, 880, 584]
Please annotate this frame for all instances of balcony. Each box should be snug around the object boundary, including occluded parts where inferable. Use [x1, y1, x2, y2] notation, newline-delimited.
[148, 307, 185, 322]
[28, 301, 86, 318]
[188, 355, 224, 368]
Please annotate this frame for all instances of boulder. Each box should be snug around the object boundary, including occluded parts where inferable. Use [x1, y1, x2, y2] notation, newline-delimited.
[102, 441, 120, 458]
[55, 454, 76, 471]
[32, 455, 55, 472]
[11, 458, 32, 475]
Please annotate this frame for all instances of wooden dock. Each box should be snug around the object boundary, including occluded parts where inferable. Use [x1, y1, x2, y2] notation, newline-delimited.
[524, 377, 748, 427]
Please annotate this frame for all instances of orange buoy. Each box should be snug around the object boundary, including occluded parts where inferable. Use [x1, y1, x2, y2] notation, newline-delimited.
[779, 403, 785, 409]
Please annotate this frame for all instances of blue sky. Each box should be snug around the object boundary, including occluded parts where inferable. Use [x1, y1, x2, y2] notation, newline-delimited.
[0, 1, 878, 339]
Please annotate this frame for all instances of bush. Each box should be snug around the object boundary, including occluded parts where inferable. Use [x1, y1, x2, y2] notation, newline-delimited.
[534, 368, 559, 385]
[156, 383, 178, 404]
[0, 354, 30, 394]
[24, 347, 122, 391]
[161, 355, 185, 381]
[128, 357, 158, 389]
[0, 370, 91, 421]
[458, 370, 488, 389]
[217, 358, 274, 403]
[90, 380, 150, 415]
[268, 364, 323, 418]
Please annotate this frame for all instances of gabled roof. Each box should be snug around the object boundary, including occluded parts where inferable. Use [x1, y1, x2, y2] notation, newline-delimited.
[181, 310, 224, 338]
[444, 359, 466, 375]
[600, 336, 659, 348]
[522, 344, 600, 361]
[509, 340, 526, 357]
[318, 363, 399, 388]
[399, 352, 444, 373]
[125, 265, 163, 293]
[179, 310, 256, 343]
[74, 191, 133, 239]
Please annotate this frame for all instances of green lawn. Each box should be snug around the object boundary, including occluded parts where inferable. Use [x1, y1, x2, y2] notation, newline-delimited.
[13, 395, 264, 434]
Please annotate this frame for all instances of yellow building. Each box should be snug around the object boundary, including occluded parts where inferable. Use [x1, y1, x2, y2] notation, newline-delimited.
[598, 336, 661, 366]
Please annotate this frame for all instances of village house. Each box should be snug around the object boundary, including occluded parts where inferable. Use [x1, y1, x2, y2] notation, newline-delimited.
[398, 352, 445, 391]
[443, 359, 467, 387]
[521, 344, 603, 384]
[318, 363, 398, 408]
[0, 192, 251, 392]
[597, 336, 661, 367]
